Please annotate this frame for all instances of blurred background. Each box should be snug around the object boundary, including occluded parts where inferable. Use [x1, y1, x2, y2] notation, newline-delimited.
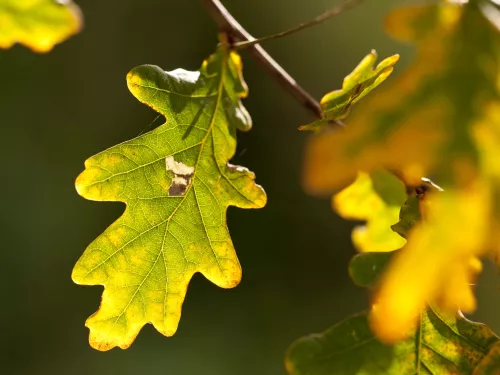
[1, 0, 499, 374]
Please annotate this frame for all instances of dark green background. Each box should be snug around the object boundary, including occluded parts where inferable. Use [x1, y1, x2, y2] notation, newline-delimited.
[1, 0, 499, 374]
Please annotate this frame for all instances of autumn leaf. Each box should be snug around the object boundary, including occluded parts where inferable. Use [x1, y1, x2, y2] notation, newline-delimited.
[302, 1, 500, 342]
[300, 50, 399, 131]
[288, 251, 500, 374]
[372, 183, 487, 343]
[334, 169, 407, 252]
[0, 0, 82, 53]
[73, 45, 267, 351]
[286, 305, 500, 375]
[303, 1, 500, 192]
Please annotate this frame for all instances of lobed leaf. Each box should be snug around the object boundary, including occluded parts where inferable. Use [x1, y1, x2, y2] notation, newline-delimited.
[289, 248, 500, 374]
[73, 46, 266, 350]
[0, 0, 82, 52]
[286, 306, 500, 375]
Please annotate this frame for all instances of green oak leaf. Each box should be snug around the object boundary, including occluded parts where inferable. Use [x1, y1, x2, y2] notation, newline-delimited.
[73, 46, 267, 351]
[0, 0, 82, 52]
[300, 50, 399, 131]
[286, 305, 500, 375]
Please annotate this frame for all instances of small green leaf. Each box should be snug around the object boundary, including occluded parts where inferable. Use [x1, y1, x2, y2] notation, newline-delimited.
[391, 192, 421, 239]
[286, 306, 500, 375]
[0, 0, 82, 52]
[349, 251, 395, 287]
[391, 178, 442, 239]
[300, 50, 399, 131]
[73, 46, 266, 351]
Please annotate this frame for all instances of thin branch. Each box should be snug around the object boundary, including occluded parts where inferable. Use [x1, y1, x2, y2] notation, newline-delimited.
[233, 0, 365, 50]
[201, 0, 323, 119]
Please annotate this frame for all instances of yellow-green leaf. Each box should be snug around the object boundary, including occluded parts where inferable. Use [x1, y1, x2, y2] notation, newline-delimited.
[300, 50, 399, 131]
[73, 46, 267, 351]
[334, 170, 407, 252]
[286, 306, 500, 375]
[0, 0, 82, 53]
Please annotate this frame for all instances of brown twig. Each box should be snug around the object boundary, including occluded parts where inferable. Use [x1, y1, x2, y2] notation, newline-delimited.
[233, 0, 365, 50]
[201, 0, 323, 119]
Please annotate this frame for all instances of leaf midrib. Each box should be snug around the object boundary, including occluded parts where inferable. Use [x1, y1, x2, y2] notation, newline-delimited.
[94, 47, 230, 347]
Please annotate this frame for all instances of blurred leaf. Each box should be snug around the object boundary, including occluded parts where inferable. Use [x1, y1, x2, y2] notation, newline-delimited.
[300, 51, 399, 131]
[334, 170, 407, 252]
[302, 1, 500, 343]
[303, 1, 500, 193]
[73, 47, 266, 350]
[286, 306, 500, 375]
[0, 0, 82, 52]
[390, 191, 421, 240]
[390, 177, 442, 239]
[349, 251, 394, 287]
[372, 185, 487, 343]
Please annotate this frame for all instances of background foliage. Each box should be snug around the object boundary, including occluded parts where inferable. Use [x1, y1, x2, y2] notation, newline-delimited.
[2, 0, 500, 374]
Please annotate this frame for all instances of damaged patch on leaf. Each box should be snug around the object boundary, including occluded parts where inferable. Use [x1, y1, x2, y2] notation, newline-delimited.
[165, 156, 194, 196]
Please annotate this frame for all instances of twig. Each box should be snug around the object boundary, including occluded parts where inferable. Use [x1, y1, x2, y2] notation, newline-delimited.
[233, 0, 365, 50]
[201, 0, 323, 119]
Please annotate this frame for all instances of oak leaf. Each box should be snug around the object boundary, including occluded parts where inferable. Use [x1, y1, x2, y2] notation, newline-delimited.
[286, 305, 500, 375]
[73, 46, 266, 350]
[287, 251, 500, 374]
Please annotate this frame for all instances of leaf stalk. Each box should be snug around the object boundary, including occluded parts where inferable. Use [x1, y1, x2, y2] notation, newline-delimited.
[232, 0, 366, 50]
[201, 0, 324, 119]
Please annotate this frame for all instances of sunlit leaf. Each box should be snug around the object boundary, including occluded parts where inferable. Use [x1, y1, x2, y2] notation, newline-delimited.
[286, 305, 500, 375]
[334, 170, 407, 252]
[0, 0, 82, 52]
[73, 46, 267, 350]
[300, 51, 399, 131]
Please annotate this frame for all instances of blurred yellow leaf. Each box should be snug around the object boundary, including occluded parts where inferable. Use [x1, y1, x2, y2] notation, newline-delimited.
[303, 1, 500, 193]
[372, 184, 488, 343]
[303, 1, 500, 343]
[334, 170, 407, 252]
[0, 0, 82, 52]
